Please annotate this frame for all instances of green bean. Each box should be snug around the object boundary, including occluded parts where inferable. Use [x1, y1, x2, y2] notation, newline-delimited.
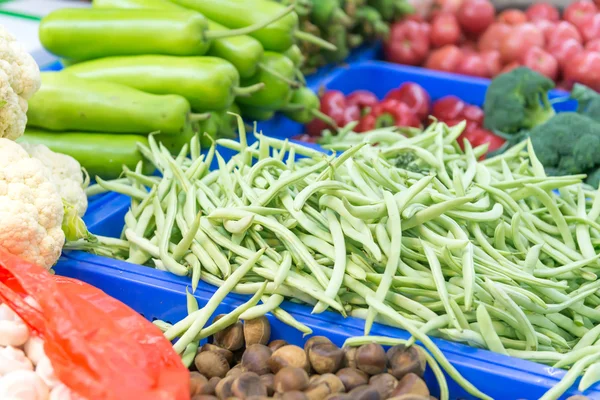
[365, 192, 402, 335]
[365, 295, 491, 400]
[484, 278, 538, 351]
[313, 209, 347, 314]
[542, 352, 600, 400]
[172, 248, 265, 353]
[239, 294, 284, 320]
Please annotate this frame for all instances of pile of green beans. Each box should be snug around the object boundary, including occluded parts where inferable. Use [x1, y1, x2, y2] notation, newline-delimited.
[73, 119, 600, 399]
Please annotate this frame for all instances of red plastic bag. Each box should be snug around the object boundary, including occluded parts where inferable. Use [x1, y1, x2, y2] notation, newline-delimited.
[0, 249, 190, 400]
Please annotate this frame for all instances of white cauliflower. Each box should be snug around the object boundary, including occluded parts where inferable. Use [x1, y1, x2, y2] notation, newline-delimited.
[0, 24, 41, 140]
[0, 138, 64, 269]
[20, 143, 88, 217]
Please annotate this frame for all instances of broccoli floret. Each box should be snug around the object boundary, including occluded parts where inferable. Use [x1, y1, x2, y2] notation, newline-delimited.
[571, 83, 600, 123]
[586, 168, 600, 188]
[530, 112, 600, 176]
[483, 67, 556, 134]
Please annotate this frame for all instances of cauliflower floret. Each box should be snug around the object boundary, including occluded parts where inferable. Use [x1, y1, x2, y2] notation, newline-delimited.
[0, 138, 64, 269]
[20, 143, 88, 217]
[0, 69, 26, 140]
[0, 25, 40, 100]
[0, 25, 40, 141]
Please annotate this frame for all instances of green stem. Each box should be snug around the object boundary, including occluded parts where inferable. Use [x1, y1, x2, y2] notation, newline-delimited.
[232, 82, 265, 97]
[257, 63, 301, 88]
[205, 4, 295, 39]
[311, 109, 337, 128]
[294, 30, 337, 51]
[189, 112, 211, 122]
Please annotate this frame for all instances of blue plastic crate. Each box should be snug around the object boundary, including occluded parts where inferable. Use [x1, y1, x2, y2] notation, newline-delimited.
[54, 60, 593, 399]
[55, 253, 596, 400]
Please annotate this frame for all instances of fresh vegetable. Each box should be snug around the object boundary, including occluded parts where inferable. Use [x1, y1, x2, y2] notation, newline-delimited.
[237, 52, 297, 110]
[384, 20, 431, 66]
[456, 0, 495, 36]
[564, 50, 600, 92]
[281, 87, 335, 125]
[384, 82, 431, 121]
[40, 7, 293, 63]
[236, 103, 276, 122]
[169, 0, 336, 52]
[356, 98, 421, 131]
[0, 25, 41, 140]
[19, 142, 88, 217]
[40, 8, 217, 62]
[563, 1, 597, 32]
[521, 47, 559, 81]
[0, 139, 66, 269]
[206, 21, 265, 79]
[305, 90, 361, 136]
[309, 0, 352, 29]
[572, 82, 600, 121]
[526, 2, 560, 22]
[530, 112, 600, 179]
[27, 72, 204, 136]
[500, 23, 545, 64]
[18, 129, 153, 181]
[71, 120, 600, 399]
[92, 0, 266, 79]
[429, 12, 461, 48]
[345, 90, 379, 112]
[483, 67, 555, 134]
[64, 56, 263, 111]
[383, 0, 600, 89]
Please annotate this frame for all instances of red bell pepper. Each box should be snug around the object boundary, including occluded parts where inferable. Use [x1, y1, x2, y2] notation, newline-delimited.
[305, 90, 361, 136]
[346, 90, 379, 114]
[356, 99, 422, 132]
[385, 83, 431, 121]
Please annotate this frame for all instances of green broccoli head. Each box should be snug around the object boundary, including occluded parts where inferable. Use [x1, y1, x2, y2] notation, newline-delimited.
[572, 83, 600, 123]
[530, 112, 600, 176]
[483, 67, 556, 134]
[586, 168, 600, 189]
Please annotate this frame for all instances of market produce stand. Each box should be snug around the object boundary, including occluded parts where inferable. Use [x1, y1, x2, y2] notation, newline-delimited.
[3, 0, 600, 399]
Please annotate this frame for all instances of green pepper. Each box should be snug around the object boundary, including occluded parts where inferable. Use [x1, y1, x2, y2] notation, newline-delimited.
[18, 129, 153, 180]
[28, 72, 204, 136]
[159, 114, 220, 153]
[357, 5, 390, 39]
[281, 87, 336, 125]
[283, 44, 305, 68]
[64, 56, 263, 111]
[367, 0, 413, 22]
[93, 0, 265, 79]
[237, 103, 276, 122]
[309, 0, 352, 29]
[40, 7, 292, 63]
[170, 0, 336, 52]
[40, 9, 211, 62]
[206, 21, 265, 79]
[92, 0, 182, 8]
[237, 52, 296, 110]
[324, 24, 350, 63]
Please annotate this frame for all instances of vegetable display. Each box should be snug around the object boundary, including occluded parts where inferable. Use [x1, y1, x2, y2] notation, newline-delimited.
[69, 118, 600, 399]
[385, 0, 600, 91]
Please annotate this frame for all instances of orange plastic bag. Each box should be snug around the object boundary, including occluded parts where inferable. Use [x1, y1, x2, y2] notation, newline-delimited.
[0, 249, 190, 400]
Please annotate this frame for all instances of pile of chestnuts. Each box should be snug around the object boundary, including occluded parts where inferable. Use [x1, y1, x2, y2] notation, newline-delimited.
[189, 315, 436, 400]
